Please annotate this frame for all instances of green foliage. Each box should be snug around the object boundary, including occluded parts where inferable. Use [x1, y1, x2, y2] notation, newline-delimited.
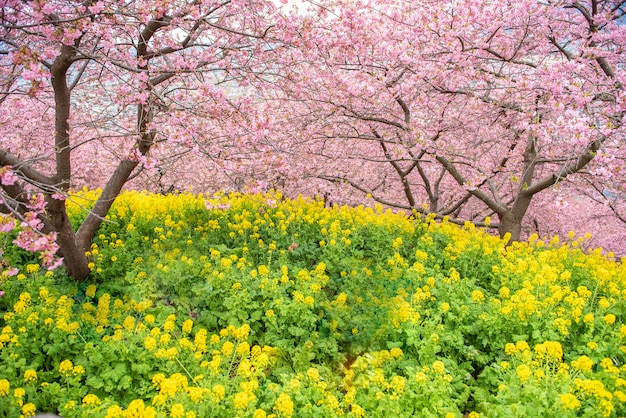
[0, 190, 624, 417]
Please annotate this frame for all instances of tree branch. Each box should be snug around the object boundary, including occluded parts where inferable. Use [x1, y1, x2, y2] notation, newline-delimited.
[524, 136, 605, 196]
[435, 155, 508, 215]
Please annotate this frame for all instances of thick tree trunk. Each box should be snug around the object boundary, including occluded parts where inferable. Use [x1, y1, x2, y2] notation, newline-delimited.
[47, 44, 92, 279]
[50, 45, 75, 191]
[497, 211, 522, 243]
[47, 198, 91, 280]
[497, 183, 535, 244]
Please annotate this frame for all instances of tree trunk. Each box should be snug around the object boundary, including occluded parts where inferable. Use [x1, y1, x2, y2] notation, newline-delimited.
[498, 185, 535, 244]
[47, 43, 92, 279]
[46, 198, 91, 280]
[497, 211, 522, 243]
[75, 159, 143, 251]
[496, 134, 537, 244]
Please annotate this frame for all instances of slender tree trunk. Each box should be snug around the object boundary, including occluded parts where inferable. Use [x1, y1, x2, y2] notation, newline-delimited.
[75, 160, 143, 250]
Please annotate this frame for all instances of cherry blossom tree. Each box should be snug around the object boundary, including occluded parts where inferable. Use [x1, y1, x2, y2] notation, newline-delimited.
[269, 0, 625, 248]
[528, 180, 626, 255]
[1, 0, 625, 281]
[0, 0, 283, 279]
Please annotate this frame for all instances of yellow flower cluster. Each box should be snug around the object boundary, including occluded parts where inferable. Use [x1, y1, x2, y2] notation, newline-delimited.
[82, 394, 101, 406]
[573, 378, 615, 417]
[559, 393, 581, 410]
[23, 369, 37, 383]
[571, 355, 594, 372]
[105, 399, 157, 418]
[21, 402, 36, 417]
[534, 341, 563, 363]
[0, 379, 10, 396]
[496, 242, 625, 330]
[3, 189, 624, 417]
[233, 380, 258, 409]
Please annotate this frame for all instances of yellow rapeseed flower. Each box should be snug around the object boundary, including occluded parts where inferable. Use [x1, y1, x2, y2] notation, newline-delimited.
[390, 375, 406, 394]
[390, 347, 403, 358]
[123, 316, 136, 332]
[145, 337, 157, 351]
[163, 319, 175, 332]
[23, 369, 37, 383]
[233, 391, 256, 409]
[516, 364, 532, 381]
[603, 314, 616, 325]
[21, 403, 36, 417]
[307, 367, 320, 381]
[0, 379, 10, 396]
[559, 393, 581, 410]
[614, 391, 626, 403]
[182, 319, 193, 334]
[515, 340, 530, 352]
[63, 401, 76, 412]
[212, 384, 226, 401]
[125, 399, 157, 418]
[170, 403, 185, 418]
[274, 393, 294, 417]
[220, 341, 234, 356]
[351, 404, 366, 418]
[415, 371, 428, 383]
[433, 360, 446, 374]
[571, 355, 594, 372]
[471, 290, 485, 303]
[25, 264, 40, 274]
[504, 343, 517, 355]
[13, 300, 26, 314]
[237, 341, 251, 355]
[85, 284, 97, 298]
[187, 387, 208, 403]
[233, 324, 251, 340]
[59, 359, 73, 376]
[258, 265, 269, 276]
[82, 394, 100, 406]
[253, 409, 267, 418]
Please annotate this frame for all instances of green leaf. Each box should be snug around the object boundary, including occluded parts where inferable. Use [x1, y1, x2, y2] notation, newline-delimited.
[131, 362, 152, 375]
[386, 341, 403, 349]
[288, 326, 306, 336]
[118, 375, 132, 390]
[250, 310, 262, 321]
[86, 375, 105, 389]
